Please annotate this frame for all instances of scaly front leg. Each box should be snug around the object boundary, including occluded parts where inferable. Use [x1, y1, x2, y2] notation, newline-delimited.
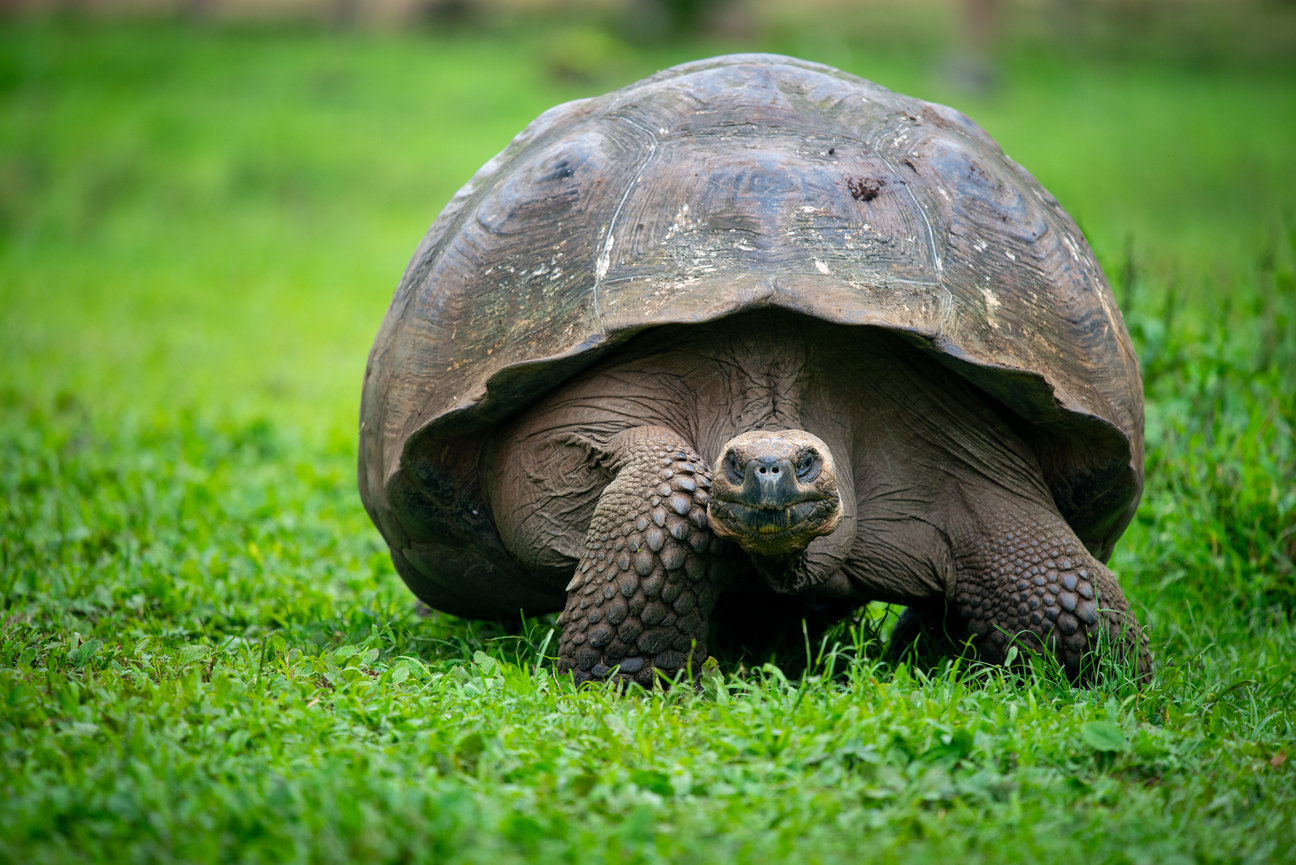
[557, 426, 736, 686]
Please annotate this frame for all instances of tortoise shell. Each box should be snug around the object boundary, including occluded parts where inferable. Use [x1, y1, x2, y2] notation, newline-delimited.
[359, 53, 1143, 612]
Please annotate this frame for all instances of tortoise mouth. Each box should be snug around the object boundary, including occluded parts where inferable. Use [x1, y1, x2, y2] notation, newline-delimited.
[713, 499, 832, 535]
[707, 497, 841, 555]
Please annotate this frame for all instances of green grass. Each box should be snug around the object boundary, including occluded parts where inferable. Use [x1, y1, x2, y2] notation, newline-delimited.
[3, 11, 1295, 864]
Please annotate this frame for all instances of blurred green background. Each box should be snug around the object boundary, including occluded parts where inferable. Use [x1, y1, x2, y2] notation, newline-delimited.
[3, 3, 1295, 863]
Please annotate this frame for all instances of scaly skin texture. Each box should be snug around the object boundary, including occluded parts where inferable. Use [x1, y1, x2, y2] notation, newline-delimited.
[949, 497, 1152, 681]
[555, 427, 738, 686]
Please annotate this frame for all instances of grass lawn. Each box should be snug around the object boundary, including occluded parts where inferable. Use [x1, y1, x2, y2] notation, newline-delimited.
[2, 9, 1295, 863]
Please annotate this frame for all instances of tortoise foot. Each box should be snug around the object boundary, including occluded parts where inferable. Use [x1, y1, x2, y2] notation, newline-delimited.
[953, 499, 1152, 683]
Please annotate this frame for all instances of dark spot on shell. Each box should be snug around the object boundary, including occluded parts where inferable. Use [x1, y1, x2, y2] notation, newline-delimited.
[846, 175, 884, 201]
[588, 627, 612, 649]
[618, 656, 645, 674]
[645, 527, 665, 552]
[539, 159, 575, 182]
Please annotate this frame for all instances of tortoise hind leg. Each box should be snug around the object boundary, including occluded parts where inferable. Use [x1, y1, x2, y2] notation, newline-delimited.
[948, 496, 1152, 682]
[557, 426, 737, 686]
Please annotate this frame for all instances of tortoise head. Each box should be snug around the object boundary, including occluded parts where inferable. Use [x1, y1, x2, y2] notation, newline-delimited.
[707, 430, 843, 557]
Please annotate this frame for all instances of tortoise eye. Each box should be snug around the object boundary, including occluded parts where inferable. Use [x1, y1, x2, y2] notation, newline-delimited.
[795, 449, 822, 481]
[723, 451, 745, 484]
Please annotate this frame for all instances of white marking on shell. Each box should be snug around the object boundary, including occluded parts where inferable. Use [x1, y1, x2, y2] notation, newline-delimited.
[814, 260, 831, 275]
[1063, 234, 1082, 262]
[981, 287, 1001, 327]
[591, 117, 660, 329]
[595, 233, 614, 280]
[1005, 249, 1018, 261]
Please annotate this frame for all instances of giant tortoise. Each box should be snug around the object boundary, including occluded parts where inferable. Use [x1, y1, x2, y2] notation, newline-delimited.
[359, 54, 1151, 685]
